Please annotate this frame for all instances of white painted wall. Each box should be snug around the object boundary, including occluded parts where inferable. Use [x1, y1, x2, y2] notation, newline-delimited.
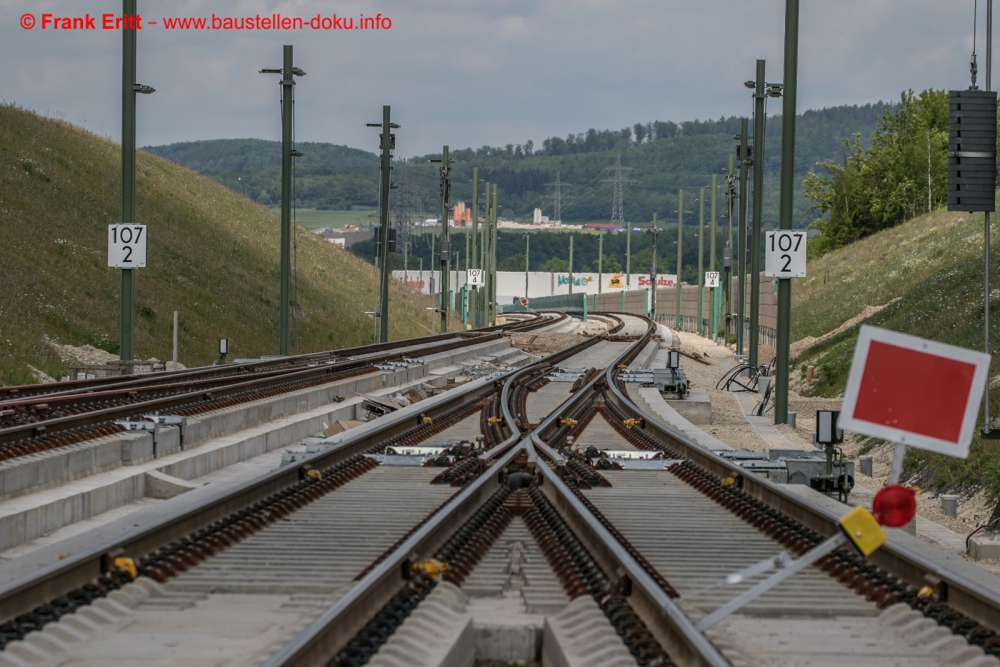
[392, 271, 677, 304]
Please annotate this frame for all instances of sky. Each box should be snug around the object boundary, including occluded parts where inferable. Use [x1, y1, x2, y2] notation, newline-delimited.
[0, 0, 986, 157]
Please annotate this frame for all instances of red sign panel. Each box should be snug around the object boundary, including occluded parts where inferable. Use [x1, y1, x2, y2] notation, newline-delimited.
[839, 326, 991, 458]
[520, 298, 528, 306]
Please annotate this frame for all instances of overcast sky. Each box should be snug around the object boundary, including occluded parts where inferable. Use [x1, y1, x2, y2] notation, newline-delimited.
[0, 0, 985, 156]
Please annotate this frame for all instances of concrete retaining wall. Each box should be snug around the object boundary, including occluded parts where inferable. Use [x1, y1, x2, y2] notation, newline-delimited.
[0, 338, 514, 552]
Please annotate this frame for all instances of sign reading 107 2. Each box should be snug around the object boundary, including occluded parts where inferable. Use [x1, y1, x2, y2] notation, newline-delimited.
[107, 224, 147, 268]
[764, 230, 807, 278]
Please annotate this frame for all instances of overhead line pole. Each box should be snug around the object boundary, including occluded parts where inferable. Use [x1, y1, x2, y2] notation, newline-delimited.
[626, 222, 632, 286]
[650, 213, 658, 321]
[481, 181, 490, 328]
[525, 235, 530, 307]
[725, 155, 734, 344]
[737, 119, 749, 356]
[598, 231, 604, 295]
[985, 0, 995, 434]
[677, 190, 684, 331]
[261, 45, 305, 355]
[471, 168, 479, 327]
[279, 47, 295, 354]
[749, 59, 767, 368]
[369, 105, 397, 343]
[711, 173, 717, 340]
[568, 234, 574, 295]
[431, 146, 454, 333]
[774, 0, 800, 425]
[698, 188, 705, 335]
[120, 0, 139, 363]
[490, 184, 498, 324]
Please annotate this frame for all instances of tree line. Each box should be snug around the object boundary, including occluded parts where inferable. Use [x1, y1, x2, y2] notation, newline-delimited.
[804, 90, 956, 255]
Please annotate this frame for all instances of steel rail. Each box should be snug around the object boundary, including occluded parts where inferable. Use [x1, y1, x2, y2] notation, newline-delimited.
[523, 313, 728, 667]
[603, 332, 1000, 634]
[262, 443, 525, 667]
[0, 312, 561, 402]
[265, 312, 730, 667]
[532, 454, 729, 667]
[0, 356, 525, 623]
[0, 332, 512, 447]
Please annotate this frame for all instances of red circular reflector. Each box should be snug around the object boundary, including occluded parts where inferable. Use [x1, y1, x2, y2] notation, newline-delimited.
[872, 484, 916, 528]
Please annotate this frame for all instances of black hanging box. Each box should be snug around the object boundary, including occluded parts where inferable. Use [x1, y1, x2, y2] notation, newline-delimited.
[948, 89, 998, 212]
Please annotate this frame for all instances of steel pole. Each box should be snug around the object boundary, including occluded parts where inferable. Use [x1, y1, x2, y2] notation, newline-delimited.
[750, 60, 767, 368]
[120, 0, 137, 362]
[439, 145, 451, 333]
[377, 106, 393, 343]
[568, 235, 574, 295]
[525, 234, 530, 305]
[626, 221, 632, 286]
[985, 0, 994, 433]
[726, 155, 735, 343]
[278, 46, 295, 355]
[737, 119, 749, 356]
[677, 191, 684, 331]
[711, 174, 718, 339]
[698, 188, 705, 335]
[598, 231, 604, 295]
[775, 0, 799, 425]
[490, 184, 498, 324]
[481, 181, 490, 328]
[650, 213, 658, 321]
[470, 168, 479, 328]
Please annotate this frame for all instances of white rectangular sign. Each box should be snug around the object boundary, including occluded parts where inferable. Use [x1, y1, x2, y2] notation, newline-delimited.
[108, 224, 147, 268]
[705, 271, 720, 288]
[839, 325, 991, 458]
[764, 230, 806, 278]
[467, 268, 485, 287]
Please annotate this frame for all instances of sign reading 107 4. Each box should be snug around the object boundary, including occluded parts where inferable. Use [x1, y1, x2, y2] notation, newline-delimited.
[764, 230, 807, 278]
[107, 224, 147, 269]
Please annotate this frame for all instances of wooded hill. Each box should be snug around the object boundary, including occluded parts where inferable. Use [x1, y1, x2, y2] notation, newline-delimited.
[144, 104, 882, 227]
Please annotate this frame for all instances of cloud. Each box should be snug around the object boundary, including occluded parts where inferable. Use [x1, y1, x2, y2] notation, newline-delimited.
[0, 0, 984, 155]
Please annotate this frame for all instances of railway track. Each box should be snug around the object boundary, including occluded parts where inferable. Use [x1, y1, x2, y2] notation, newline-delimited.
[0, 313, 560, 461]
[0, 313, 998, 666]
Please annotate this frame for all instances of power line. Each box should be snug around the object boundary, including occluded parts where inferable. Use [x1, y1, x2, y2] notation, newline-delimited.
[543, 171, 575, 222]
[600, 153, 639, 226]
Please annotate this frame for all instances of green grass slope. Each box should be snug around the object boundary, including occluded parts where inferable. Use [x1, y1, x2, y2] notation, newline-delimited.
[0, 104, 438, 385]
[792, 206, 1000, 495]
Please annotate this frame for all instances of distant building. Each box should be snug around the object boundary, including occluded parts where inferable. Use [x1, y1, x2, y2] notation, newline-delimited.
[453, 202, 470, 225]
[532, 208, 550, 224]
[582, 223, 623, 232]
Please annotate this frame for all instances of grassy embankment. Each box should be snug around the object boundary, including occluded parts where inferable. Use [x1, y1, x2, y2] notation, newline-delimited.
[0, 104, 442, 385]
[791, 206, 1000, 495]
